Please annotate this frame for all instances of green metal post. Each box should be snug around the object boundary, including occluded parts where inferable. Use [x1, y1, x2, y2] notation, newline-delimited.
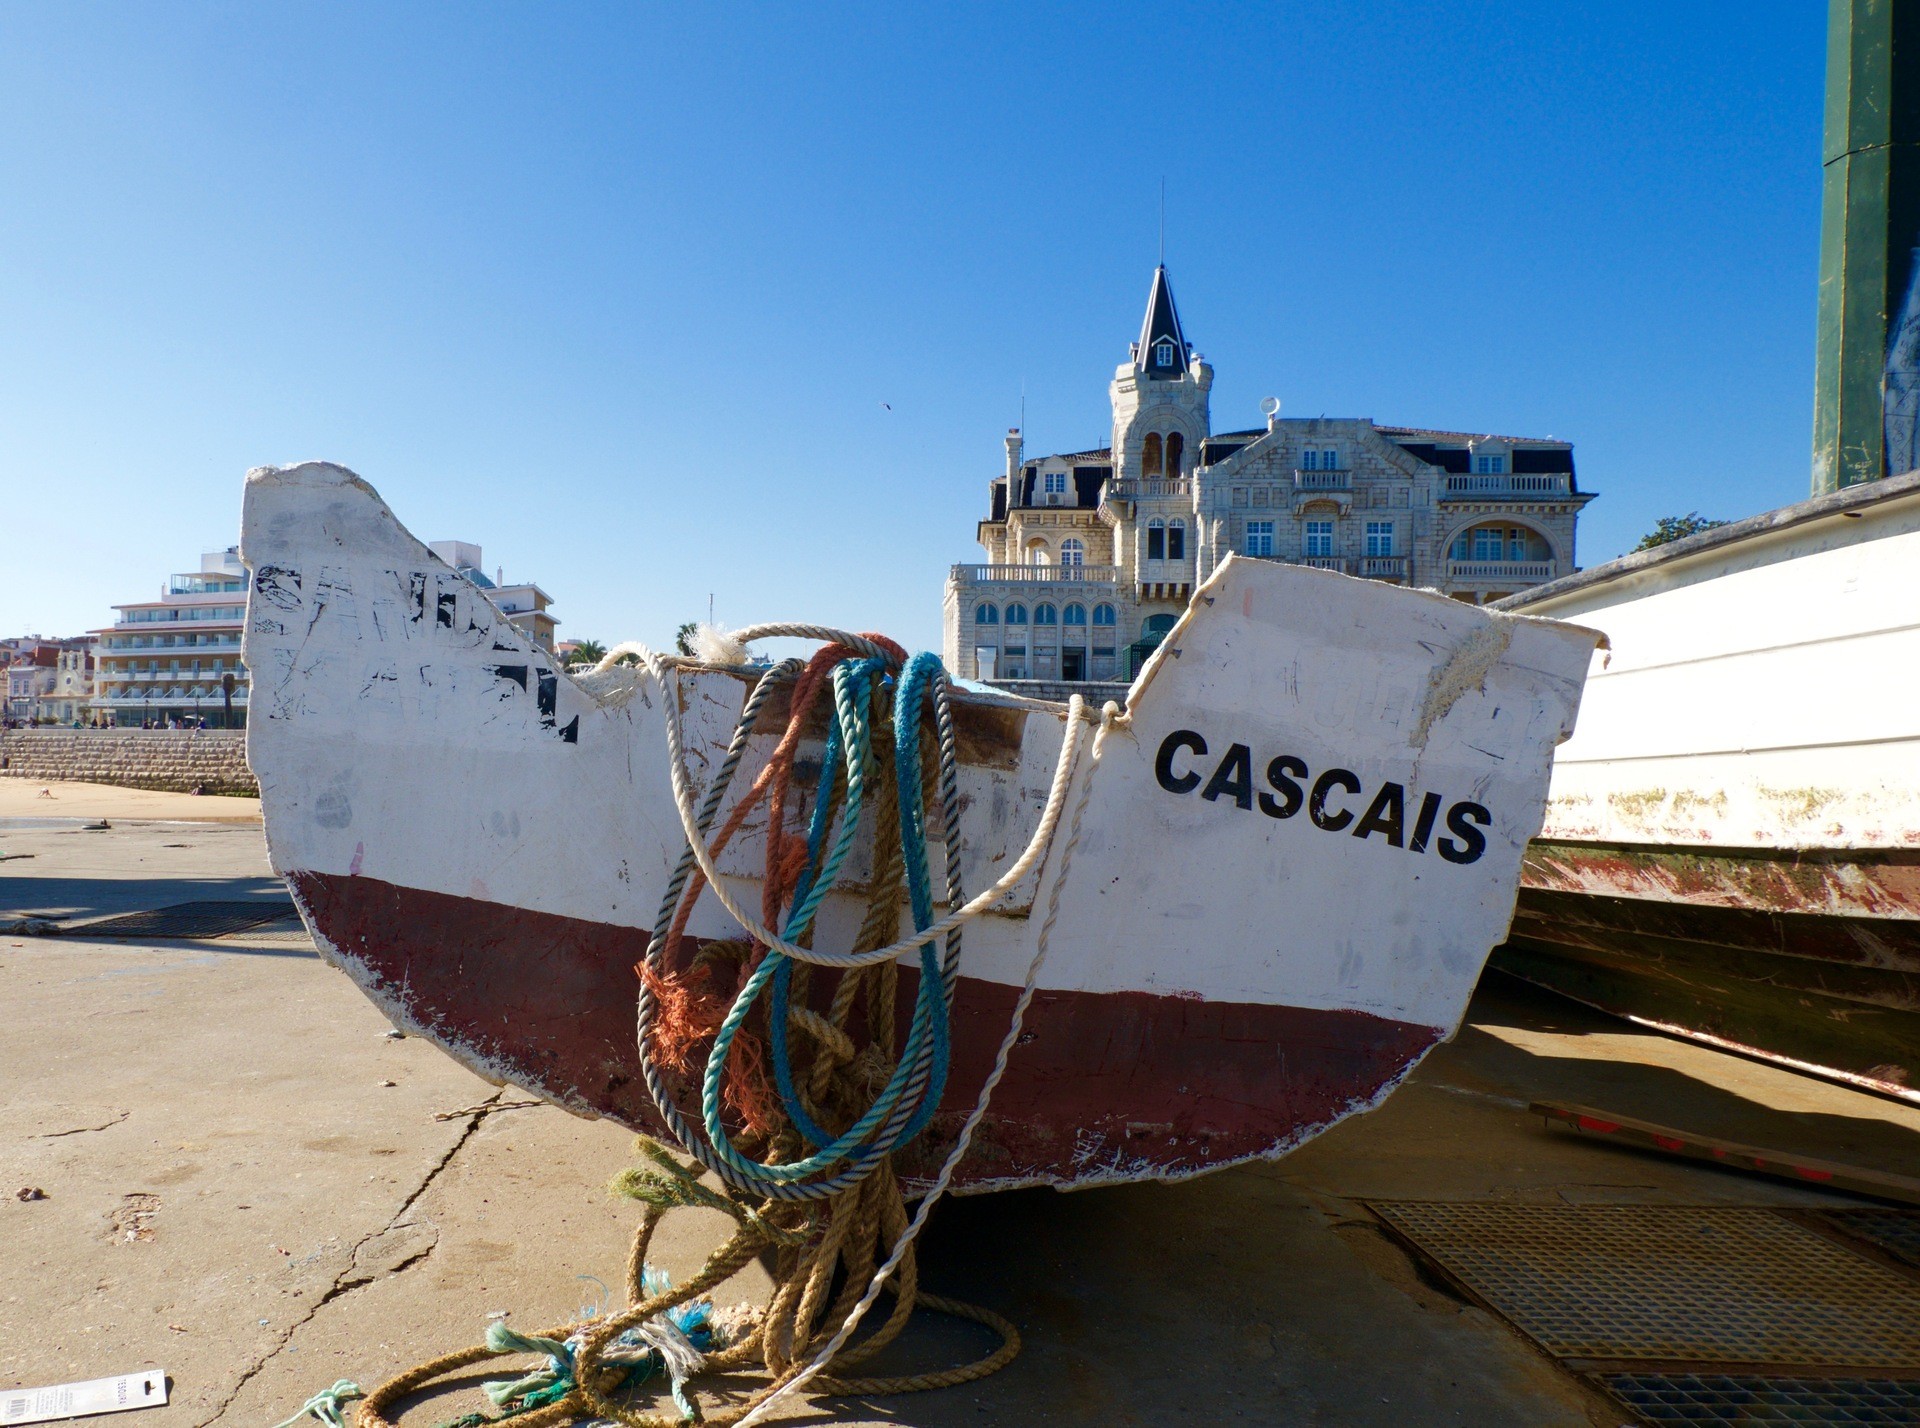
[1812, 0, 1920, 491]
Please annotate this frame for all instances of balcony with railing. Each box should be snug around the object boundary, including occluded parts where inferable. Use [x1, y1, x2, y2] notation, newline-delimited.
[1248, 553, 1351, 573]
[1360, 555, 1408, 581]
[952, 564, 1122, 586]
[1445, 559, 1556, 582]
[1293, 469, 1351, 490]
[1442, 473, 1573, 497]
[1103, 478, 1192, 502]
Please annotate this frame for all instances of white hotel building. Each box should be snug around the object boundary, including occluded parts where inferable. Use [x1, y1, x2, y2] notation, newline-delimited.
[91, 547, 250, 727]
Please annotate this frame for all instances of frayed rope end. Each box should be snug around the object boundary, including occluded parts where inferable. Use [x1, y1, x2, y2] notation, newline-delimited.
[692, 623, 751, 668]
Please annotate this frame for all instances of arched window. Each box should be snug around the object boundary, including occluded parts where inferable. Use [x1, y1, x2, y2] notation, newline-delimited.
[1147, 518, 1166, 561]
[1059, 537, 1085, 567]
[1142, 432, 1163, 477]
[1166, 431, 1184, 476]
[1142, 613, 1178, 640]
[1092, 603, 1116, 626]
[1063, 602, 1087, 626]
[1167, 518, 1186, 560]
[1448, 522, 1553, 563]
[1034, 602, 1059, 626]
[974, 603, 999, 625]
[1004, 602, 1029, 626]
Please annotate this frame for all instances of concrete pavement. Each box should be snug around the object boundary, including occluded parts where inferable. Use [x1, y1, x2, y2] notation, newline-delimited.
[6, 795, 1919, 1427]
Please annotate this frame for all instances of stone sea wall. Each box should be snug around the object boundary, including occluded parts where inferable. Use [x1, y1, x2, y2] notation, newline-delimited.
[984, 678, 1133, 707]
[0, 729, 257, 796]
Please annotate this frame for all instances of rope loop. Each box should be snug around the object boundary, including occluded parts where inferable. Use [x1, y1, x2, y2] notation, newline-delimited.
[324, 628, 1123, 1428]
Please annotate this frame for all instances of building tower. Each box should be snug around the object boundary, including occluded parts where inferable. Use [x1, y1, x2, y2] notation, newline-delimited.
[1110, 265, 1212, 482]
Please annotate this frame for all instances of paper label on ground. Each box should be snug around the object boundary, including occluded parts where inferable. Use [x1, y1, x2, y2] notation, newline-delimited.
[1, 1372, 167, 1425]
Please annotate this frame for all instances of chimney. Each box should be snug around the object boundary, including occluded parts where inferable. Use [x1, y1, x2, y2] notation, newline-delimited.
[1005, 428, 1023, 482]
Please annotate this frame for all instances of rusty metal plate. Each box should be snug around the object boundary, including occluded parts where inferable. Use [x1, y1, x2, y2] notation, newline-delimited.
[71, 901, 298, 940]
[1602, 1372, 1920, 1425]
[1369, 1202, 1920, 1369]
[1825, 1211, 1920, 1273]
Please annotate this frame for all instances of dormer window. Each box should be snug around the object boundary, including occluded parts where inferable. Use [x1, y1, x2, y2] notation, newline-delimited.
[1043, 471, 1068, 496]
[1474, 454, 1506, 474]
[1154, 339, 1177, 367]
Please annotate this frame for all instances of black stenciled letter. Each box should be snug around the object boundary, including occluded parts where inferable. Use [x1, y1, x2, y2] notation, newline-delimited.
[1202, 743, 1254, 810]
[1409, 791, 1444, 853]
[1155, 729, 1207, 795]
[1308, 768, 1361, 832]
[1352, 782, 1407, 847]
[1438, 801, 1490, 864]
[1259, 755, 1307, 819]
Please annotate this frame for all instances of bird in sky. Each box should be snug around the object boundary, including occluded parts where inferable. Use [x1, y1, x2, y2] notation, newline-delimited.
[879, 402, 891, 410]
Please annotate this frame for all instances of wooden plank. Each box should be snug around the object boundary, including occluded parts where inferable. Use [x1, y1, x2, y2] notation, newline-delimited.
[1530, 1099, 1920, 1208]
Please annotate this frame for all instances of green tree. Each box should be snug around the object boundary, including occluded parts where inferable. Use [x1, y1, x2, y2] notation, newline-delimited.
[1633, 512, 1730, 552]
[674, 622, 699, 657]
[568, 638, 607, 668]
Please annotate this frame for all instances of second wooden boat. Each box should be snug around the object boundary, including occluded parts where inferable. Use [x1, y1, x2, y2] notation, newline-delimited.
[1494, 470, 1920, 1102]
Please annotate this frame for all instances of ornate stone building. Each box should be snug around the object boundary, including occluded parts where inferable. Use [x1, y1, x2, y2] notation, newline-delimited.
[943, 266, 1596, 690]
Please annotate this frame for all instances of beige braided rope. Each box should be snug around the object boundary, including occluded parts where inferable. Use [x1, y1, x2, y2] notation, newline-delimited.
[350, 682, 1100, 1428]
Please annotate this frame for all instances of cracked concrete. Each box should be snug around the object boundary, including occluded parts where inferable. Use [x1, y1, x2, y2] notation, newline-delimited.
[9, 794, 1920, 1426]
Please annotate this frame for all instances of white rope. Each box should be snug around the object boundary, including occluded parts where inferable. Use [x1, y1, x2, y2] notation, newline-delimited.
[599, 635, 1108, 970]
[736, 698, 1124, 1426]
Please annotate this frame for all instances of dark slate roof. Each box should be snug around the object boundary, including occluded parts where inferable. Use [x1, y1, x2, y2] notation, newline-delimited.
[1072, 468, 1107, 507]
[1037, 447, 1112, 463]
[989, 479, 1007, 522]
[1135, 266, 1190, 377]
[1375, 425, 1568, 446]
[1385, 428, 1575, 479]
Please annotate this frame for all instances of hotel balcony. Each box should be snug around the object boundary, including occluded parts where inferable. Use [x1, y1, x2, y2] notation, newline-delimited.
[1102, 477, 1192, 505]
[94, 687, 249, 704]
[1359, 556, 1408, 581]
[1441, 473, 1574, 497]
[951, 564, 1122, 586]
[1292, 469, 1351, 490]
[1445, 559, 1556, 582]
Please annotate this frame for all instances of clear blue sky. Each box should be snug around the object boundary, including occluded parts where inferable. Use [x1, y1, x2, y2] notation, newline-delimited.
[2, 2, 1826, 654]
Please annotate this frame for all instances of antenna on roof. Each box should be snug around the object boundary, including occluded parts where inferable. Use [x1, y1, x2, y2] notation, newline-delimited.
[1158, 178, 1165, 265]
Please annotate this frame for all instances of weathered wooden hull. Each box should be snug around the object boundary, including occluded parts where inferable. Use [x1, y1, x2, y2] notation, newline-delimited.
[240, 461, 1598, 1192]
[1495, 473, 1920, 1102]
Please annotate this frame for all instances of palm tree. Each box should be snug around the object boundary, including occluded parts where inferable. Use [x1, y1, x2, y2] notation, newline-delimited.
[568, 638, 607, 669]
[674, 622, 699, 657]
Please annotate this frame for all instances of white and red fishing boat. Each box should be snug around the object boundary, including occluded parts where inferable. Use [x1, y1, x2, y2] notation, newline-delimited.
[1493, 469, 1920, 1102]
[241, 461, 1600, 1193]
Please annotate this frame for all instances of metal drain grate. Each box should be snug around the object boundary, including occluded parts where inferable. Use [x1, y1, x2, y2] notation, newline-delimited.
[1826, 1212, 1920, 1274]
[1369, 1202, 1920, 1369]
[1602, 1373, 1920, 1426]
[71, 901, 299, 940]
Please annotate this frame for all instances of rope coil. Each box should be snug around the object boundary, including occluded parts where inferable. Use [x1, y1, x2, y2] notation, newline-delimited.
[335, 626, 1123, 1428]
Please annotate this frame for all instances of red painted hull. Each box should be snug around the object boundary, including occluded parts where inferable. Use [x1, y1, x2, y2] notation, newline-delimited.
[291, 870, 1441, 1192]
[1496, 842, 1920, 1103]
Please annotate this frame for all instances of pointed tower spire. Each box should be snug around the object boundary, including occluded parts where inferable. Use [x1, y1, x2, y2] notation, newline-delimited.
[1134, 265, 1189, 377]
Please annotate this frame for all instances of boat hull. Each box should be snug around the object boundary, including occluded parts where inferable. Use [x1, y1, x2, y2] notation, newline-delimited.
[240, 461, 1599, 1192]
[291, 869, 1442, 1188]
[1497, 472, 1920, 1102]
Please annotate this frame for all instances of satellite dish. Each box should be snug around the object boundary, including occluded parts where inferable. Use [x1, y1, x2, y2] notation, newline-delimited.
[1260, 396, 1282, 418]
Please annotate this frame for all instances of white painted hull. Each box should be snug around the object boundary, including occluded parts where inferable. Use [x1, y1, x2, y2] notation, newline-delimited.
[1495, 471, 1920, 1100]
[240, 462, 1599, 1190]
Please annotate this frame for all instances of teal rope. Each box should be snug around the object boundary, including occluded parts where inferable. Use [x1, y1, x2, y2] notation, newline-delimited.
[270, 1381, 363, 1428]
[698, 654, 955, 1189]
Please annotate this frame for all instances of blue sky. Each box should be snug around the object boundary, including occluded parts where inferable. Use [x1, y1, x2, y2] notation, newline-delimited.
[2, 3, 1825, 654]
